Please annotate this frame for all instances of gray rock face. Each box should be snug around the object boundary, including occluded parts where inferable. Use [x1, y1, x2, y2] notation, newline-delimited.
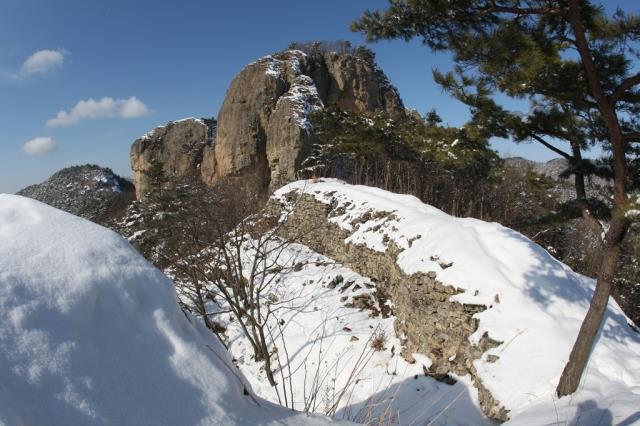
[269, 192, 509, 422]
[17, 165, 135, 223]
[130, 118, 216, 198]
[131, 49, 404, 198]
[205, 50, 404, 191]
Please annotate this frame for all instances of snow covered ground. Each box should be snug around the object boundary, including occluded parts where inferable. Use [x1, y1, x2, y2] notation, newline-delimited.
[0, 194, 332, 425]
[211, 241, 491, 425]
[242, 179, 638, 425]
[3, 179, 639, 425]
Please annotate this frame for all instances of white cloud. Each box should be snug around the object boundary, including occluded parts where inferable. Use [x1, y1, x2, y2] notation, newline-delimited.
[46, 97, 153, 126]
[21, 49, 66, 76]
[23, 137, 57, 155]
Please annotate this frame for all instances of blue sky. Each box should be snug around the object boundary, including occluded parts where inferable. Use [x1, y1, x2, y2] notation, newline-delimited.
[0, 0, 635, 193]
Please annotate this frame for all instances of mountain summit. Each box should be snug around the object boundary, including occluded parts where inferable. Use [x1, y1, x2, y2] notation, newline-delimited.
[130, 45, 404, 197]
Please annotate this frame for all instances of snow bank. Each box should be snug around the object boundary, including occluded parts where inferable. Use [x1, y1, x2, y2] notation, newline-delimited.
[274, 179, 640, 423]
[0, 194, 331, 425]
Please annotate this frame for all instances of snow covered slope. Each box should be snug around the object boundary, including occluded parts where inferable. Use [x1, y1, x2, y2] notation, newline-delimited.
[0, 194, 331, 425]
[212, 239, 492, 425]
[271, 180, 640, 424]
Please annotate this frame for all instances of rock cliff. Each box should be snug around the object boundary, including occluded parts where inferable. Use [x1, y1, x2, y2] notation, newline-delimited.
[130, 117, 216, 198]
[206, 48, 404, 191]
[131, 48, 404, 197]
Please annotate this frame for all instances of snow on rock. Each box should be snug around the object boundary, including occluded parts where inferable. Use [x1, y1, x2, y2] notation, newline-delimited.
[0, 194, 331, 426]
[173, 117, 206, 126]
[273, 179, 640, 424]
[277, 74, 324, 133]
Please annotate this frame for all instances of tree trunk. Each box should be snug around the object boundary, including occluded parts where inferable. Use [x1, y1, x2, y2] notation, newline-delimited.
[556, 1, 631, 397]
[556, 238, 620, 396]
[570, 139, 604, 238]
[258, 326, 277, 386]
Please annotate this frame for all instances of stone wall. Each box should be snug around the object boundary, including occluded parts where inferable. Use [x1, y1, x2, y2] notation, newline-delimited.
[270, 192, 509, 421]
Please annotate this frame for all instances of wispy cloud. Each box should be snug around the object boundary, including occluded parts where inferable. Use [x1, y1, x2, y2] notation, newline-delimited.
[21, 49, 67, 76]
[46, 97, 153, 126]
[0, 48, 68, 82]
[23, 137, 57, 155]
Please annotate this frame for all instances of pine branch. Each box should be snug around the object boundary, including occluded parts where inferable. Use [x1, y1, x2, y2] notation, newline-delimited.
[623, 131, 640, 142]
[610, 73, 640, 103]
[527, 133, 573, 160]
[478, 2, 566, 17]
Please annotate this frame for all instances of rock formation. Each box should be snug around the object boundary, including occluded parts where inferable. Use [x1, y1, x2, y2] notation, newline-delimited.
[205, 49, 403, 191]
[17, 164, 135, 223]
[270, 192, 508, 421]
[130, 48, 404, 197]
[130, 117, 216, 198]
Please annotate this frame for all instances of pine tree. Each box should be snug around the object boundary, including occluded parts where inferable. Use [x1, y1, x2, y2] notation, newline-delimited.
[353, 0, 640, 397]
[144, 159, 169, 200]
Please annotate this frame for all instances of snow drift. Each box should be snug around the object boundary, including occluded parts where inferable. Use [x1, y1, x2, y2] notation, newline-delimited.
[273, 179, 640, 424]
[0, 194, 330, 425]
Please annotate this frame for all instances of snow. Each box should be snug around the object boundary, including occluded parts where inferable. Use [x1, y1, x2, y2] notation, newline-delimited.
[199, 238, 492, 425]
[137, 118, 207, 141]
[127, 229, 147, 242]
[7, 178, 636, 425]
[0, 195, 332, 425]
[173, 117, 206, 126]
[277, 75, 324, 133]
[272, 179, 640, 424]
[264, 57, 282, 78]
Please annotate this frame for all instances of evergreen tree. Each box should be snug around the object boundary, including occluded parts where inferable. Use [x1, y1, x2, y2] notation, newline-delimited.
[353, 0, 640, 396]
[144, 159, 169, 200]
[432, 69, 611, 235]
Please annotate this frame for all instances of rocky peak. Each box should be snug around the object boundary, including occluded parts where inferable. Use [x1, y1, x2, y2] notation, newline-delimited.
[205, 48, 404, 191]
[130, 117, 216, 198]
[130, 47, 404, 198]
[17, 164, 135, 222]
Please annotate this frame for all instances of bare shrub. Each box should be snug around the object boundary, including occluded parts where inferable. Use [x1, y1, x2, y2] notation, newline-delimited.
[370, 329, 387, 352]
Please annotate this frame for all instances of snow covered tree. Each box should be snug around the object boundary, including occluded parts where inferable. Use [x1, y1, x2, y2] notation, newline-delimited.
[353, 0, 640, 397]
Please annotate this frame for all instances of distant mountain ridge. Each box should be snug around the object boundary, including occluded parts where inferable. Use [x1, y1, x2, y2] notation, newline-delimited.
[17, 164, 135, 223]
[504, 156, 610, 203]
[504, 156, 570, 180]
